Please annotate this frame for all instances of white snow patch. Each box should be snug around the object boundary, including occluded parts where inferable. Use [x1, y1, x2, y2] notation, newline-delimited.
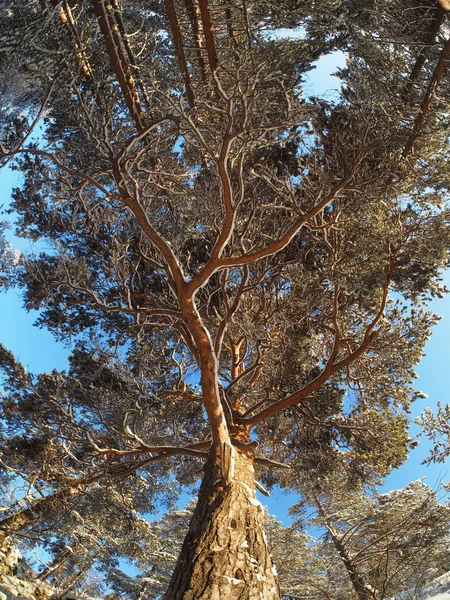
[238, 482, 253, 496]
[222, 576, 244, 585]
[249, 497, 263, 508]
[392, 571, 450, 600]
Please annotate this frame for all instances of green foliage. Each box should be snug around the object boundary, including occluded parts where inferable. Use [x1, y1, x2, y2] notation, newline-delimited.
[1, 0, 450, 595]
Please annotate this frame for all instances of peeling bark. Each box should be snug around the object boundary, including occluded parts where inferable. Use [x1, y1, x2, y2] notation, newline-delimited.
[162, 450, 280, 600]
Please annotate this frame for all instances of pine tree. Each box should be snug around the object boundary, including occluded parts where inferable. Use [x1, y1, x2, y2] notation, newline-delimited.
[1, 0, 450, 597]
[291, 477, 450, 600]
[417, 402, 450, 465]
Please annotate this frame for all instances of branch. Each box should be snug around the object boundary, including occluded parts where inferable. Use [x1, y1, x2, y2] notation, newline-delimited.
[159, 390, 204, 403]
[92, 0, 146, 132]
[110, 0, 151, 109]
[254, 457, 291, 469]
[243, 264, 392, 428]
[187, 148, 372, 293]
[164, 0, 196, 108]
[403, 34, 450, 156]
[183, 0, 207, 82]
[0, 71, 61, 169]
[197, 0, 218, 72]
[401, 2, 448, 100]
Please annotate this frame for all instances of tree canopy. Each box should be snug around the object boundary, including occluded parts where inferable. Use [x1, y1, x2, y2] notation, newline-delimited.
[1, 0, 450, 598]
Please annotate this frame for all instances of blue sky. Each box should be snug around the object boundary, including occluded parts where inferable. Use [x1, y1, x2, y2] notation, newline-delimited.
[1, 51, 449, 527]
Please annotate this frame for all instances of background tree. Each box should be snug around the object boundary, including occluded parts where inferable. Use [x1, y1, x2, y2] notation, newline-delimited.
[417, 403, 450, 465]
[290, 477, 450, 600]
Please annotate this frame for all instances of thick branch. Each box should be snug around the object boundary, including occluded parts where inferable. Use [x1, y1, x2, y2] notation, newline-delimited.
[197, 0, 218, 71]
[165, 0, 196, 108]
[244, 265, 391, 427]
[403, 35, 450, 156]
[187, 149, 371, 294]
[401, 2, 447, 100]
[92, 0, 146, 132]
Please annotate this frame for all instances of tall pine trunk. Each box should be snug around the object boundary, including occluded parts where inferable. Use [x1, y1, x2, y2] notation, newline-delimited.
[163, 448, 280, 600]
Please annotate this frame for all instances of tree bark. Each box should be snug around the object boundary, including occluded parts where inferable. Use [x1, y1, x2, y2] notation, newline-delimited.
[0, 486, 80, 544]
[37, 548, 72, 581]
[328, 531, 377, 600]
[162, 449, 280, 600]
[92, 0, 146, 132]
[312, 492, 377, 600]
[165, 0, 196, 108]
[401, 2, 447, 100]
[403, 34, 450, 156]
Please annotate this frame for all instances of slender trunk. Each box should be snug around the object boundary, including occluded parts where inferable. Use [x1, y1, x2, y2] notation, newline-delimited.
[312, 493, 377, 600]
[37, 548, 72, 581]
[197, 0, 218, 71]
[225, 6, 239, 49]
[0, 487, 79, 544]
[57, 559, 93, 597]
[48, 0, 93, 79]
[401, 2, 447, 100]
[165, 0, 196, 108]
[183, 0, 207, 82]
[403, 34, 450, 155]
[92, 0, 146, 132]
[328, 530, 377, 600]
[111, 0, 151, 109]
[162, 449, 280, 600]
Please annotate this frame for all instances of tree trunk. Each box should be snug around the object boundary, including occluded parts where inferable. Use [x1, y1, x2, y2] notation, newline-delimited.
[329, 532, 377, 600]
[0, 487, 80, 544]
[312, 493, 377, 600]
[401, 2, 447, 100]
[37, 548, 72, 581]
[162, 448, 280, 600]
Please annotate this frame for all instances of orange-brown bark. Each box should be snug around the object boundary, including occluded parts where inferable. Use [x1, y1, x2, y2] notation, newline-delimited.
[198, 0, 218, 71]
[92, 0, 146, 132]
[183, 0, 208, 82]
[110, 0, 151, 109]
[404, 35, 450, 155]
[165, 0, 196, 108]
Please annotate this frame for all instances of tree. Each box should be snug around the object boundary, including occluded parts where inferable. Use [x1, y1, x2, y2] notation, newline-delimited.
[417, 402, 450, 465]
[291, 477, 450, 600]
[0, 222, 19, 286]
[107, 502, 317, 600]
[1, 0, 450, 597]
